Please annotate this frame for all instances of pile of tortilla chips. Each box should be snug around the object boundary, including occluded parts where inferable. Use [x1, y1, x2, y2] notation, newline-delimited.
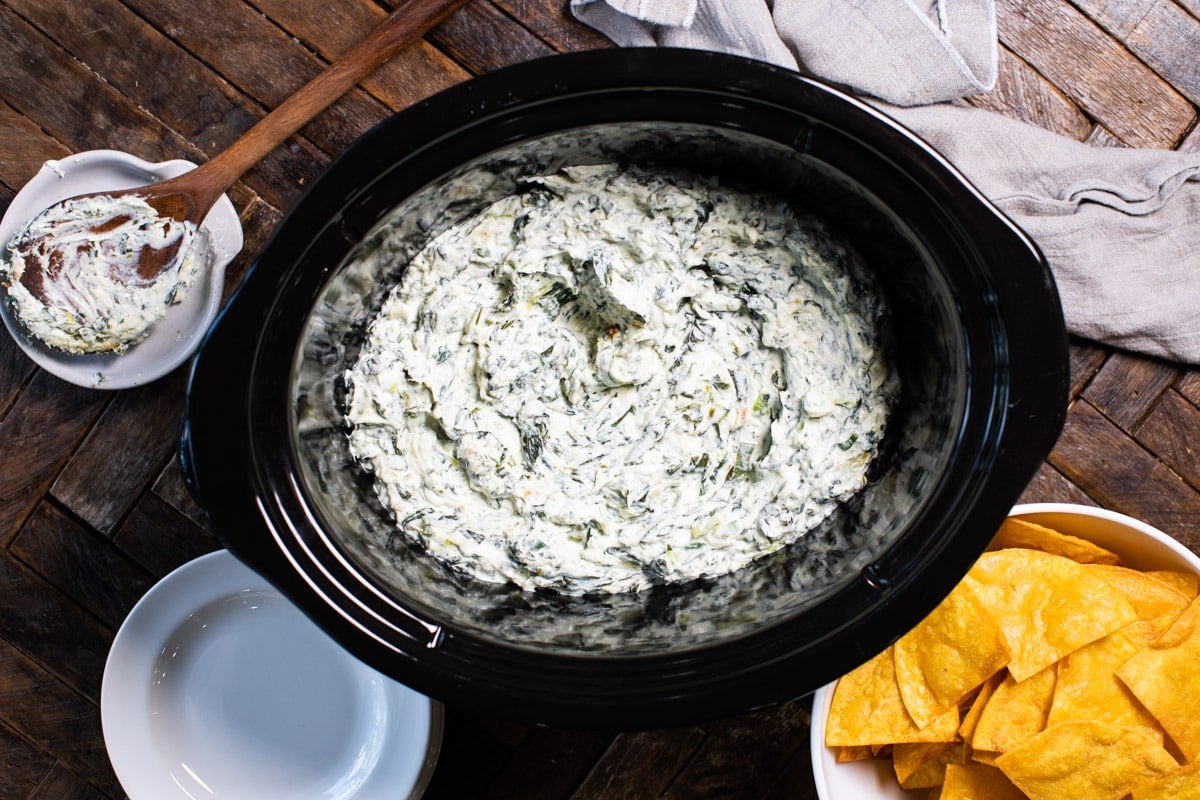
[825, 517, 1200, 799]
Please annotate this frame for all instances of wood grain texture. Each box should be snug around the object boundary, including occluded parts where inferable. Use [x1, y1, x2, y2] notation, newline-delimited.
[570, 727, 707, 800]
[0, 639, 120, 798]
[1081, 350, 1180, 429]
[9, 503, 155, 629]
[0, 372, 108, 544]
[112, 492, 217, 578]
[51, 369, 188, 534]
[1076, 0, 1200, 105]
[1050, 399, 1200, 548]
[26, 764, 108, 800]
[995, 0, 1196, 146]
[963, 45, 1092, 139]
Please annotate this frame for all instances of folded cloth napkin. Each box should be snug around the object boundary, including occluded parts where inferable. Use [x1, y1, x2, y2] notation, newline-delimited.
[572, 0, 1200, 364]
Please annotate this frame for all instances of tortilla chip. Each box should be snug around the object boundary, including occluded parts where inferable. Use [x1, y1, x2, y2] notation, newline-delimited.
[995, 721, 1178, 800]
[894, 579, 1010, 728]
[825, 646, 961, 747]
[1088, 564, 1192, 623]
[1146, 569, 1199, 600]
[959, 671, 1003, 744]
[971, 666, 1055, 753]
[834, 745, 873, 763]
[966, 550, 1137, 680]
[894, 741, 958, 784]
[1132, 759, 1200, 800]
[941, 762, 1026, 800]
[899, 744, 964, 790]
[1047, 619, 1167, 742]
[1118, 596, 1200, 762]
[990, 517, 1121, 565]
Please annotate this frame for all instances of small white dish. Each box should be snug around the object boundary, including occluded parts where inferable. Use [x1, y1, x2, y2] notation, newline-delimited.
[0, 150, 243, 389]
[102, 550, 442, 800]
[809, 502, 1200, 800]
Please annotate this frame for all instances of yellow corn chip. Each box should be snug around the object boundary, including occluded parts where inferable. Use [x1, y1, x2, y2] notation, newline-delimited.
[894, 740, 958, 783]
[899, 744, 964, 790]
[966, 550, 1137, 680]
[995, 721, 1178, 800]
[1132, 759, 1200, 800]
[959, 671, 1003, 743]
[990, 517, 1121, 564]
[826, 646, 960, 747]
[971, 666, 1055, 753]
[1089, 564, 1191, 623]
[1047, 619, 1167, 742]
[1146, 569, 1199, 599]
[894, 578, 1010, 728]
[834, 745, 873, 763]
[941, 762, 1026, 800]
[1118, 595, 1200, 762]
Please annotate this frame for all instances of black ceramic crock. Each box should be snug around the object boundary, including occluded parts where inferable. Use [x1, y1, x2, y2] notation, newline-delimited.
[181, 49, 1069, 728]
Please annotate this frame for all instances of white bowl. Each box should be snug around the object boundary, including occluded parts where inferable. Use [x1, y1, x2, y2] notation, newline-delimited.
[809, 502, 1200, 799]
[102, 550, 442, 800]
[0, 150, 242, 389]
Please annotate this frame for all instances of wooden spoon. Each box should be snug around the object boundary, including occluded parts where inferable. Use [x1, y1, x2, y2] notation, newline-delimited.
[7, 0, 468, 344]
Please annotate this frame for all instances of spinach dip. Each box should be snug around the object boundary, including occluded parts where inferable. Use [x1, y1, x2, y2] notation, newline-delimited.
[345, 164, 898, 595]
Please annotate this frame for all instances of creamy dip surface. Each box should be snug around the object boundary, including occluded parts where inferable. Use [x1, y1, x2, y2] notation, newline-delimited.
[345, 164, 898, 595]
[1, 194, 203, 354]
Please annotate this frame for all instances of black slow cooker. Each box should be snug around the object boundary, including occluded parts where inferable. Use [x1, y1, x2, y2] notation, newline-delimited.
[181, 49, 1068, 728]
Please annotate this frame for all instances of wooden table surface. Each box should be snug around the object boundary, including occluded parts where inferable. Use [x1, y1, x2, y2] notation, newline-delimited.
[3, 1, 1200, 798]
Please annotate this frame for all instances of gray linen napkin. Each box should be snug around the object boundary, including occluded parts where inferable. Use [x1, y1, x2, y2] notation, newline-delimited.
[572, 0, 1200, 364]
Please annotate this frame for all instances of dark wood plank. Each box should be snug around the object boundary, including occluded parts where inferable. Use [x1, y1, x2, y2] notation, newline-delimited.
[1076, 0, 1200, 107]
[52, 368, 187, 535]
[759, 735, 821, 800]
[1175, 367, 1200, 405]
[152, 455, 212, 532]
[9, 503, 155, 630]
[1081, 350, 1179, 430]
[0, 372, 108, 545]
[1017, 462, 1100, 506]
[0, 550, 113, 701]
[661, 703, 810, 800]
[481, 728, 613, 800]
[0, 638, 120, 798]
[0, 5, 204, 166]
[111, 492, 218, 578]
[994, 0, 1196, 147]
[0, 722, 55, 800]
[493, 0, 613, 53]
[0, 99, 69, 193]
[425, 0, 557, 74]
[1049, 398, 1200, 548]
[5, 0, 261, 155]
[570, 728, 706, 800]
[1133, 388, 1200, 492]
[963, 45, 1092, 139]
[244, 0, 470, 110]
[27, 763, 110, 800]
[1069, 340, 1109, 399]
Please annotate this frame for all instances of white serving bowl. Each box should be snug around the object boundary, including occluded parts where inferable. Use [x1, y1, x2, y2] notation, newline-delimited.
[809, 502, 1200, 800]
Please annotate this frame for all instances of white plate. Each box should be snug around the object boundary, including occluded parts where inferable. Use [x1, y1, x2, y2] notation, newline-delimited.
[0, 150, 243, 389]
[102, 550, 442, 800]
[809, 502, 1200, 800]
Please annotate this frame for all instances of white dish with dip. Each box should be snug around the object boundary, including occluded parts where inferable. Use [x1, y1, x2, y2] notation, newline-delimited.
[0, 150, 242, 389]
[101, 549, 442, 800]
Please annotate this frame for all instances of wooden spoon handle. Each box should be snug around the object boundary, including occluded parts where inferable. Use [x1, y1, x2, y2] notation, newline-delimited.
[180, 0, 469, 207]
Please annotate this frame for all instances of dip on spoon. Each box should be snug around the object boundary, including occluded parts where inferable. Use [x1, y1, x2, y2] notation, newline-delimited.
[0, 0, 468, 355]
